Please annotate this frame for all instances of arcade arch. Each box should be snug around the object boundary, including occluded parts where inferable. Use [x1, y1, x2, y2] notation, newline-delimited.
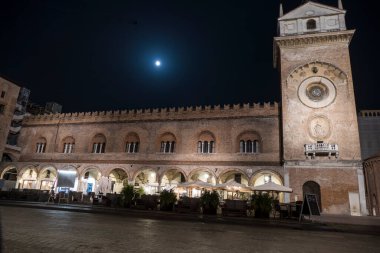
[108, 168, 129, 193]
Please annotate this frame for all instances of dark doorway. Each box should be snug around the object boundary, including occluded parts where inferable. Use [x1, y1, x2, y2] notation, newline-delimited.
[303, 181, 322, 211]
[1, 153, 12, 162]
[2, 168, 17, 181]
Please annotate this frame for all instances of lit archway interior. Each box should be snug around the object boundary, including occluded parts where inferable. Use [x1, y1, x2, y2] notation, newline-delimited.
[219, 171, 249, 185]
[108, 168, 128, 193]
[38, 167, 57, 190]
[251, 170, 284, 202]
[190, 170, 216, 184]
[188, 170, 216, 198]
[19, 167, 38, 189]
[161, 169, 185, 190]
[1, 167, 18, 190]
[135, 169, 158, 195]
[218, 170, 250, 200]
[81, 168, 101, 194]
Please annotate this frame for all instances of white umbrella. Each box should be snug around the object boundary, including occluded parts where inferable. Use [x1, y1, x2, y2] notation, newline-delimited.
[177, 180, 214, 189]
[251, 181, 293, 193]
[215, 180, 252, 193]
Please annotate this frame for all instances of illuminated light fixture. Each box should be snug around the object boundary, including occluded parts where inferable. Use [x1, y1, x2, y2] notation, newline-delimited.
[155, 60, 161, 67]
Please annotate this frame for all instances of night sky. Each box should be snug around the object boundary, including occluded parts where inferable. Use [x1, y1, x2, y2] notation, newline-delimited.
[0, 0, 378, 113]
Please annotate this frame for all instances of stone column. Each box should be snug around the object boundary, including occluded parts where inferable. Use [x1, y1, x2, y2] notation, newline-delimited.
[284, 170, 290, 203]
[357, 167, 369, 215]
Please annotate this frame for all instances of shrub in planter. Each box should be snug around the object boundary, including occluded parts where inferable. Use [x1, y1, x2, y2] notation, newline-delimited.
[120, 185, 136, 208]
[251, 192, 273, 218]
[200, 190, 220, 215]
[159, 190, 177, 211]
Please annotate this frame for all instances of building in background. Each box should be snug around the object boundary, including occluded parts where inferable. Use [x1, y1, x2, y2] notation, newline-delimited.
[359, 110, 380, 216]
[1, 87, 30, 163]
[0, 77, 21, 162]
[27, 101, 62, 115]
[358, 110, 380, 160]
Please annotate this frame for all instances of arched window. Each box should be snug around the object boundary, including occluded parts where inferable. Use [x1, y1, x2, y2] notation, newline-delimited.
[198, 131, 215, 154]
[239, 140, 245, 153]
[238, 131, 261, 154]
[159, 133, 176, 153]
[62, 136, 75, 153]
[239, 140, 259, 153]
[35, 137, 47, 153]
[307, 19, 316, 30]
[92, 134, 106, 154]
[254, 140, 259, 153]
[125, 133, 140, 153]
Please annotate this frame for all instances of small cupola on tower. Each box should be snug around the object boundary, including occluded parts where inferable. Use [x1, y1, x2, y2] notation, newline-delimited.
[278, 1, 347, 37]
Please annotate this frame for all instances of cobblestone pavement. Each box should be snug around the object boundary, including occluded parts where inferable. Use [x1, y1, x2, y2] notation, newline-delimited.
[1, 206, 379, 253]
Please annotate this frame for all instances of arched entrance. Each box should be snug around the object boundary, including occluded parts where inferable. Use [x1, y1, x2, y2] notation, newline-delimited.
[303, 181, 322, 211]
[251, 170, 284, 202]
[135, 169, 158, 195]
[218, 170, 250, 200]
[189, 169, 216, 184]
[1, 167, 18, 190]
[19, 167, 38, 189]
[219, 170, 249, 185]
[187, 169, 216, 197]
[108, 168, 129, 193]
[38, 167, 57, 190]
[160, 168, 186, 191]
[80, 168, 101, 194]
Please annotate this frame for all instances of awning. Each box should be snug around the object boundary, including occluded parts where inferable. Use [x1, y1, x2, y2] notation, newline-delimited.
[57, 170, 77, 188]
[177, 181, 215, 189]
[215, 180, 252, 193]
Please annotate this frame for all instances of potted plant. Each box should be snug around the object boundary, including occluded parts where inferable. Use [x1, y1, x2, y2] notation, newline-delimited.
[251, 192, 273, 218]
[159, 189, 177, 211]
[200, 190, 220, 215]
[120, 185, 136, 208]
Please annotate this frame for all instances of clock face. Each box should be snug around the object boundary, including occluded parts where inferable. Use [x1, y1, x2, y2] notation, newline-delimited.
[298, 76, 336, 108]
[306, 83, 328, 102]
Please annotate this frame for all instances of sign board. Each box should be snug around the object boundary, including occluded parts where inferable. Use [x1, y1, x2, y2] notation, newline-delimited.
[299, 194, 320, 222]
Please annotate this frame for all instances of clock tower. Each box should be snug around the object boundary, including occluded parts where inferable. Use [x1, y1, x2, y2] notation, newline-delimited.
[274, 1, 367, 215]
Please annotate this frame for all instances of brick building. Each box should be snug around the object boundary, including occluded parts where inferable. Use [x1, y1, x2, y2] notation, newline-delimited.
[0, 77, 21, 161]
[0, 1, 369, 215]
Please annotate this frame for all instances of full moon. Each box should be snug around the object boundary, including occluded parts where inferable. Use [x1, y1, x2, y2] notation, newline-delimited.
[155, 60, 161, 67]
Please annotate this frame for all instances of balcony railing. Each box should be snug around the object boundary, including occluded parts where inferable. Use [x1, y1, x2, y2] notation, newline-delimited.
[9, 126, 22, 134]
[304, 143, 339, 159]
[12, 113, 25, 121]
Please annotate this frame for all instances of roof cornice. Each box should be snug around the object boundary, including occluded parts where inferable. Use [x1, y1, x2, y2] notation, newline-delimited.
[274, 29, 354, 48]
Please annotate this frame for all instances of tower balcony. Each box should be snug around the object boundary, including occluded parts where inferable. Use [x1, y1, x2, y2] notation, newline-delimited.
[304, 143, 339, 159]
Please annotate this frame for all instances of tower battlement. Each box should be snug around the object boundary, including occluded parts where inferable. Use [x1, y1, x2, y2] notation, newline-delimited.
[23, 102, 279, 125]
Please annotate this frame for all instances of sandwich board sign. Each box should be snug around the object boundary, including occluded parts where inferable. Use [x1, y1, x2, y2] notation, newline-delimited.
[299, 194, 320, 222]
